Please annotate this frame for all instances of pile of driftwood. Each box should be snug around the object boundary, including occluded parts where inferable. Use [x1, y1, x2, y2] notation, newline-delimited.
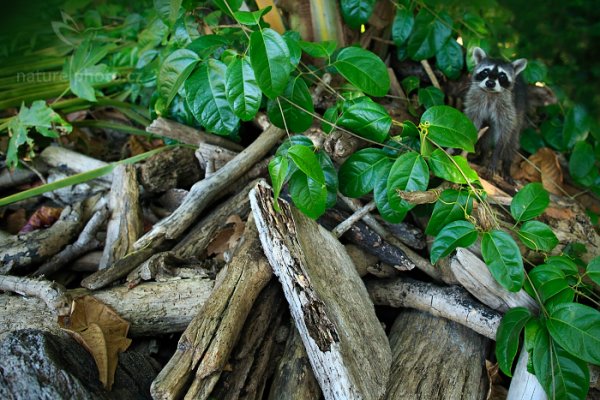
[1, 115, 599, 400]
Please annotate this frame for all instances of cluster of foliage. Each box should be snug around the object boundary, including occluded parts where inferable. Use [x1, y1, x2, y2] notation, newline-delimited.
[0, 1, 598, 399]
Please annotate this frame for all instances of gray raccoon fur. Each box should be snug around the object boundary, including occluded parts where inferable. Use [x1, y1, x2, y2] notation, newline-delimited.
[464, 47, 528, 177]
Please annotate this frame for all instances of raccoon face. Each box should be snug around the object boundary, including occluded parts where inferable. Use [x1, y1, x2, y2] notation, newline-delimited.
[471, 47, 527, 94]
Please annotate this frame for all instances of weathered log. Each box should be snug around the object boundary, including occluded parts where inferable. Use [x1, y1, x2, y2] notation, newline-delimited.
[0, 277, 213, 339]
[250, 182, 391, 400]
[40, 146, 112, 182]
[268, 323, 322, 400]
[0, 275, 70, 315]
[385, 310, 490, 399]
[150, 216, 273, 400]
[506, 344, 546, 400]
[138, 147, 202, 194]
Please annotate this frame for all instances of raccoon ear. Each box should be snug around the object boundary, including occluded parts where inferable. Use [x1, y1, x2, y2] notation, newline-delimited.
[512, 58, 527, 76]
[472, 47, 486, 64]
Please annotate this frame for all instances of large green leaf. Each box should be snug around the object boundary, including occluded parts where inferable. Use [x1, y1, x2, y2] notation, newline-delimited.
[425, 189, 473, 236]
[374, 161, 407, 223]
[428, 149, 479, 184]
[283, 31, 302, 68]
[249, 28, 292, 99]
[517, 221, 559, 252]
[406, 10, 452, 60]
[157, 49, 200, 113]
[298, 40, 337, 59]
[510, 182, 549, 222]
[289, 171, 327, 219]
[337, 97, 391, 143]
[269, 155, 288, 211]
[66, 37, 116, 101]
[233, 7, 271, 25]
[275, 135, 314, 157]
[563, 105, 590, 149]
[185, 59, 239, 135]
[340, 0, 375, 29]
[267, 77, 314, 132]
[338, 148, 389, 197]
[430, 220, 478, 263]
[154, 0, 182, 27]
[386, 152, 429, 212]
[587, 256, 600, 286]
[421, 106, 477, 152]
[287, 144, 325, 185]
[186, 35, 229, 58]
[417, 86, 445, 109]
[569, 141, 596, 180]
[481, 230, 524, 292]
[317, 151, 338, 208]
[533, 328, 590, 400]
[546, 256, 580, 277]
[212, 0, 243, 16]
[522, 60, 548, 84]
[496, 307, 532, 376]
[529, 264, 574, 306]
[225, 57, 261, 121]
[334, 47, 390, 97]
[436, 39, 464, 80]
[392, 6, 414, 46]
[547, 303, 600, 365]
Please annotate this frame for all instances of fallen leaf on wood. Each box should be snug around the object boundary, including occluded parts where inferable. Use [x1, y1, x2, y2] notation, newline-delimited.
[514, 147, 563, 195]
[58, 295, 131, 390]
[207, 214, 246, 260]
[544, 206, 576, 220]
[19, 206, 62, 233]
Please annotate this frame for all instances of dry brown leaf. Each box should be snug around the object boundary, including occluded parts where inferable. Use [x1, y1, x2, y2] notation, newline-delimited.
[206, 215, 246, 260]
[58, 296, 131, 390]
[19, 206, 62, 233]
[3, 208, 27, 234]
[545, 206, 576, 220]
[485, 360, 508, 400]
[515, 147, 564, 195]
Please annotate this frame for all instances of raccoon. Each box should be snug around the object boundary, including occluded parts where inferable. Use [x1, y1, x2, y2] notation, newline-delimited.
[464, 47, 528, 179]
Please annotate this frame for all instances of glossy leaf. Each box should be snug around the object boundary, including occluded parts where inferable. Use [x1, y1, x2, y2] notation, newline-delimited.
[299, 40, 337, 58]
[158, 49, 200, 113]
[425, 189, 473, 236]
[185, 59, 239, 135]
[529, 264, 574, 306]
[249, 28, 292, 98]
[269, 156, 288, 211]
[234, 7, 270, 25]
[522, 60, 547, 84]
[496, 307, 532, 376]
[421, 106, 477, 152]
[374, 161, 407, 223]
[289, 171, 327, 219]
[510, 182, 549, 222]
[428, 149, 479, 184]
[337, 97, 391, 142]
[533, 328, 590, 400]
[334, 47, 390, 97]
[563, 104, 591, 149]
[225, 57, 261, 121]
[430, 220, 478, 263]
[569, 141, 595, 180]
[517, 221, 559, 252]
[287, 144, 325, 185]
[406, 10, 452, 60]
[401, 76, 420, 95]
[547, 303, 600, 365]
[587, 257, 600, 286]
[317, 151, 338, 208]
[546, 256, 580, 276]
[154, 0, 182, 27]
[340, 0, 375, 29]
[66, 37, 116, 101]
[212, 0, 242, 16]
[387, 152, 429, 212]
[436, 39, 464, 80]
[338, 148, 389, 197]
[283, 31, 302, 68]
[267, 77, 314, 132]
[275, 135, 314, 157]
[481, 230, 524, 292]
[186, 35, 229, 58]
[321, 106, 338, 133]
[392, 6, 414, 46]
[417, 86, 444, 109]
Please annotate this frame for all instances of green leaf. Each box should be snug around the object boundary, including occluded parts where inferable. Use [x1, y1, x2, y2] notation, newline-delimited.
[417, 86, 445, 109]
[157, 49, 200, 113]
[289, 171, 327, 219]
[421, 106, 477, 152]
[269, 155, 288, 211]
[185, 59, 240, 135]
[462, 13, 488, 36]
[66, 37, 116, 102]
[406, 10, 452, 60]
[154, 0, 182, 27]
[317, 151, 338, 208]
[522, 60, 547, 84]
[496, 307, 532, 376]
[337, 97, 391, 143]
[425, 189, 473, 236]
[299, 40, 337, 59]
[321, 106, 339, 134]
[569, 141, 595, 180]
[267, 77, 314, 133]
[517, 221, 559, 252]
[340, 0, 375, 29]
[283, 31, 302, 68]
[186, 35, 229, 58]
[563, 104, 590, 149]
[401, 120, 419, 137]
[275, 135, 314, 157]
[338, 148, 389, 197]
[386, 152, 429, 212]
[287, 145, 325, 185]
[212, 0, 242, 16]
[520, 128, 546, 154]
[249, 28, 292, 99]
[334, 47, 390, 97]
[510, 182, 549, 222]
[430, 220, 478, 263]
[392, 6, 414, 46]
[234, 7, 270, 25]
[547, 303, 600, 365]
[436, 39, 464, 80]
[529, 264, 574, 306]
[428, 149, 479, 184]
[546, 256, 580, 276]
[587, 256, 600, 286]
[374, 161, 407, 223]
[481, 230, 524, 292]
[225, 57, 261, 121]
[533, 328, 590, 400]
[401, 76, 420, 95]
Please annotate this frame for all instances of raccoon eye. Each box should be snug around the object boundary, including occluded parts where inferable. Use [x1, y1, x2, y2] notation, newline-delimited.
[476, 68, 489, 80]
[498, 72, 509, 86]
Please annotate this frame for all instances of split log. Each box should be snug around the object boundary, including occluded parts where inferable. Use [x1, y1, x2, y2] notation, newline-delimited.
[250, 182, 391, 400]
[99, 164, 143, 269]
[211, 282, 287, 400]
[138, 147, 202, 194]
[0, 276, 213, 339]
[385, 309, 490, 399]
[150, 216, 273, 400]
[268, 324, 322, 400]
[367, 277, 502, 340]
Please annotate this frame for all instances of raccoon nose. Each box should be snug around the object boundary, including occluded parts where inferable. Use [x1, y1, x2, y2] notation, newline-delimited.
[485, 79, 495, 89]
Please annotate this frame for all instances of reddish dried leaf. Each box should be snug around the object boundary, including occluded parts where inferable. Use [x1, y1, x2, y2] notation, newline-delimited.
[516, 148, 563, 195]
[206, 215, 246, 260]
[19, 206, 62, 233]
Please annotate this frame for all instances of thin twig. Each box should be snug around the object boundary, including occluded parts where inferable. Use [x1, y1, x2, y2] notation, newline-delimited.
[0, 275, 70, 315]
[332, 200, 377, 238]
